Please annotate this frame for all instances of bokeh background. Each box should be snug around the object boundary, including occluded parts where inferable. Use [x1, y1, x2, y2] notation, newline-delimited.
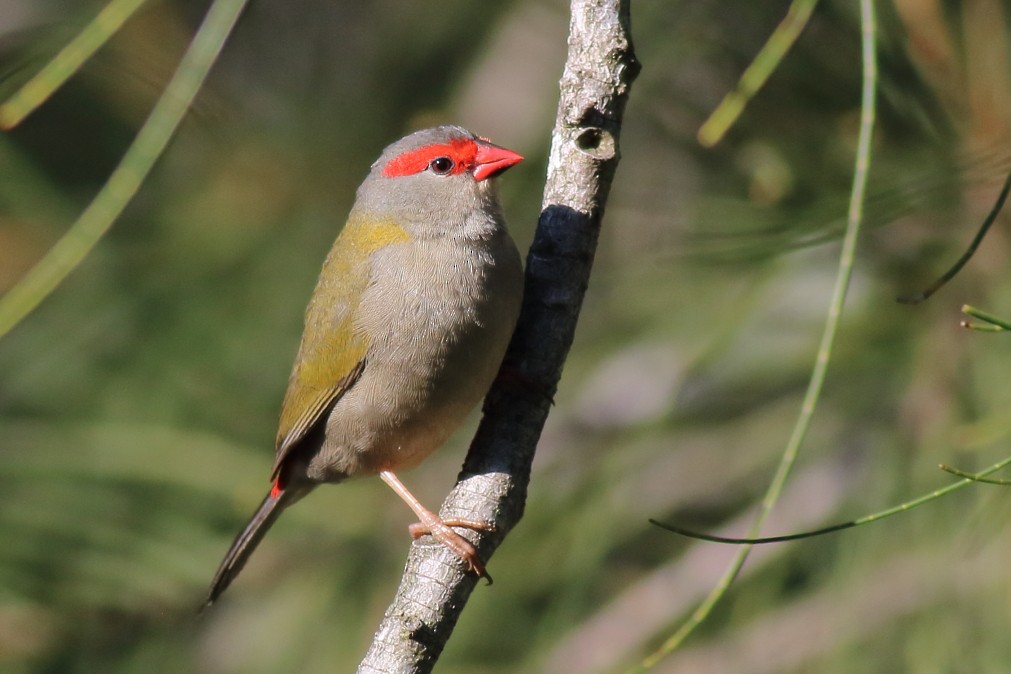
[3, 0, 1011, 672]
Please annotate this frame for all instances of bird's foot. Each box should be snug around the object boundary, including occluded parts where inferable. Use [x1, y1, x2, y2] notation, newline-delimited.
[408, 514, 494, 584]
[378, 470, 494, 583]
[407, 517, 494, 539]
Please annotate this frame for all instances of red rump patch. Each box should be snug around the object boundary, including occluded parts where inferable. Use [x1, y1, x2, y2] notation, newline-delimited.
[270, 477, 284, 499]
[382, 138, 477, 178]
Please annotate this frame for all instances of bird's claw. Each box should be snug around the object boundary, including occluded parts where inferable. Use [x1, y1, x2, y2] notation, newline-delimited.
[408, 517, 494, 584]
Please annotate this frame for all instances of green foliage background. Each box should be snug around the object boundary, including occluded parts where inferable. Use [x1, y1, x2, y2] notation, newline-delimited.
[2, 1, 1011, 672]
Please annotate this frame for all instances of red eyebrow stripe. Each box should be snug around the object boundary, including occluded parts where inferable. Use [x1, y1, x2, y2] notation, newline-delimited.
[382, 138, 478, 178]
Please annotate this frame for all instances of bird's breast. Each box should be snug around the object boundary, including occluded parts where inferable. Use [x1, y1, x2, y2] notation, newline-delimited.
[312, 229, 522, 480]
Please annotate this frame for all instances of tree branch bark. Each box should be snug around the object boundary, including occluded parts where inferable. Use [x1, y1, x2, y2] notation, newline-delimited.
[358, 1, 639, 671]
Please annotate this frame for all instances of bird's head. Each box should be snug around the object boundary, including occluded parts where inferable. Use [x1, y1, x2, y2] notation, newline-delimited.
[355, 125, 523, 240]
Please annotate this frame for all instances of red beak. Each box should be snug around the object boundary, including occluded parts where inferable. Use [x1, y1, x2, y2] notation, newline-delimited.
[472, 141, 523, 181]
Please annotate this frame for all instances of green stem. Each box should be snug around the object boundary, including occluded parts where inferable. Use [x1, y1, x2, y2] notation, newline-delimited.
[940, 462, 1011, 484]
[697, 0, 820, 147]
[0, 0, 150, 129]
[962, 305, 1011, 332]
[629, 0, 877, 670]
[653, 456, 1011, 543]
[0, 0, 250, 339]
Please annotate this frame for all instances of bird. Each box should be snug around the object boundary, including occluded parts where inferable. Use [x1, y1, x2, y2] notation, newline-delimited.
[205, 125, 524, 606]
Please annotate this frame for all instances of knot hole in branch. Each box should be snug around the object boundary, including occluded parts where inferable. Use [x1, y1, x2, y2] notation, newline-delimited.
[574, 127, 615, 161]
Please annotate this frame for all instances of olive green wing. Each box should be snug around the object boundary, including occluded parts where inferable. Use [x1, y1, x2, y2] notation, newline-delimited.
[271, 213, 410, 477]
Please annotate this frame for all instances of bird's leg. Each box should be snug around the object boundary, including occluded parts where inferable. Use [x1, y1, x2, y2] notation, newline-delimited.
[379, 470, 491, 581]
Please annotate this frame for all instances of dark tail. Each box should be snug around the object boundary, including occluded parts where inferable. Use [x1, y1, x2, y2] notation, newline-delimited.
[203, 483, 302, 608]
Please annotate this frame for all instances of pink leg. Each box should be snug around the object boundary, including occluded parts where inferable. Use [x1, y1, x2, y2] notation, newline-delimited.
[379, 470, 492, 581]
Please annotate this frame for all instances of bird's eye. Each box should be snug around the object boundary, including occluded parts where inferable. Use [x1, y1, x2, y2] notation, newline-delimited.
[429, 156, 454, 175]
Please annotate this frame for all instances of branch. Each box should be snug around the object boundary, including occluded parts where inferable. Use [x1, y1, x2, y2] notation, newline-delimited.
[356, 1, 639, 671]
